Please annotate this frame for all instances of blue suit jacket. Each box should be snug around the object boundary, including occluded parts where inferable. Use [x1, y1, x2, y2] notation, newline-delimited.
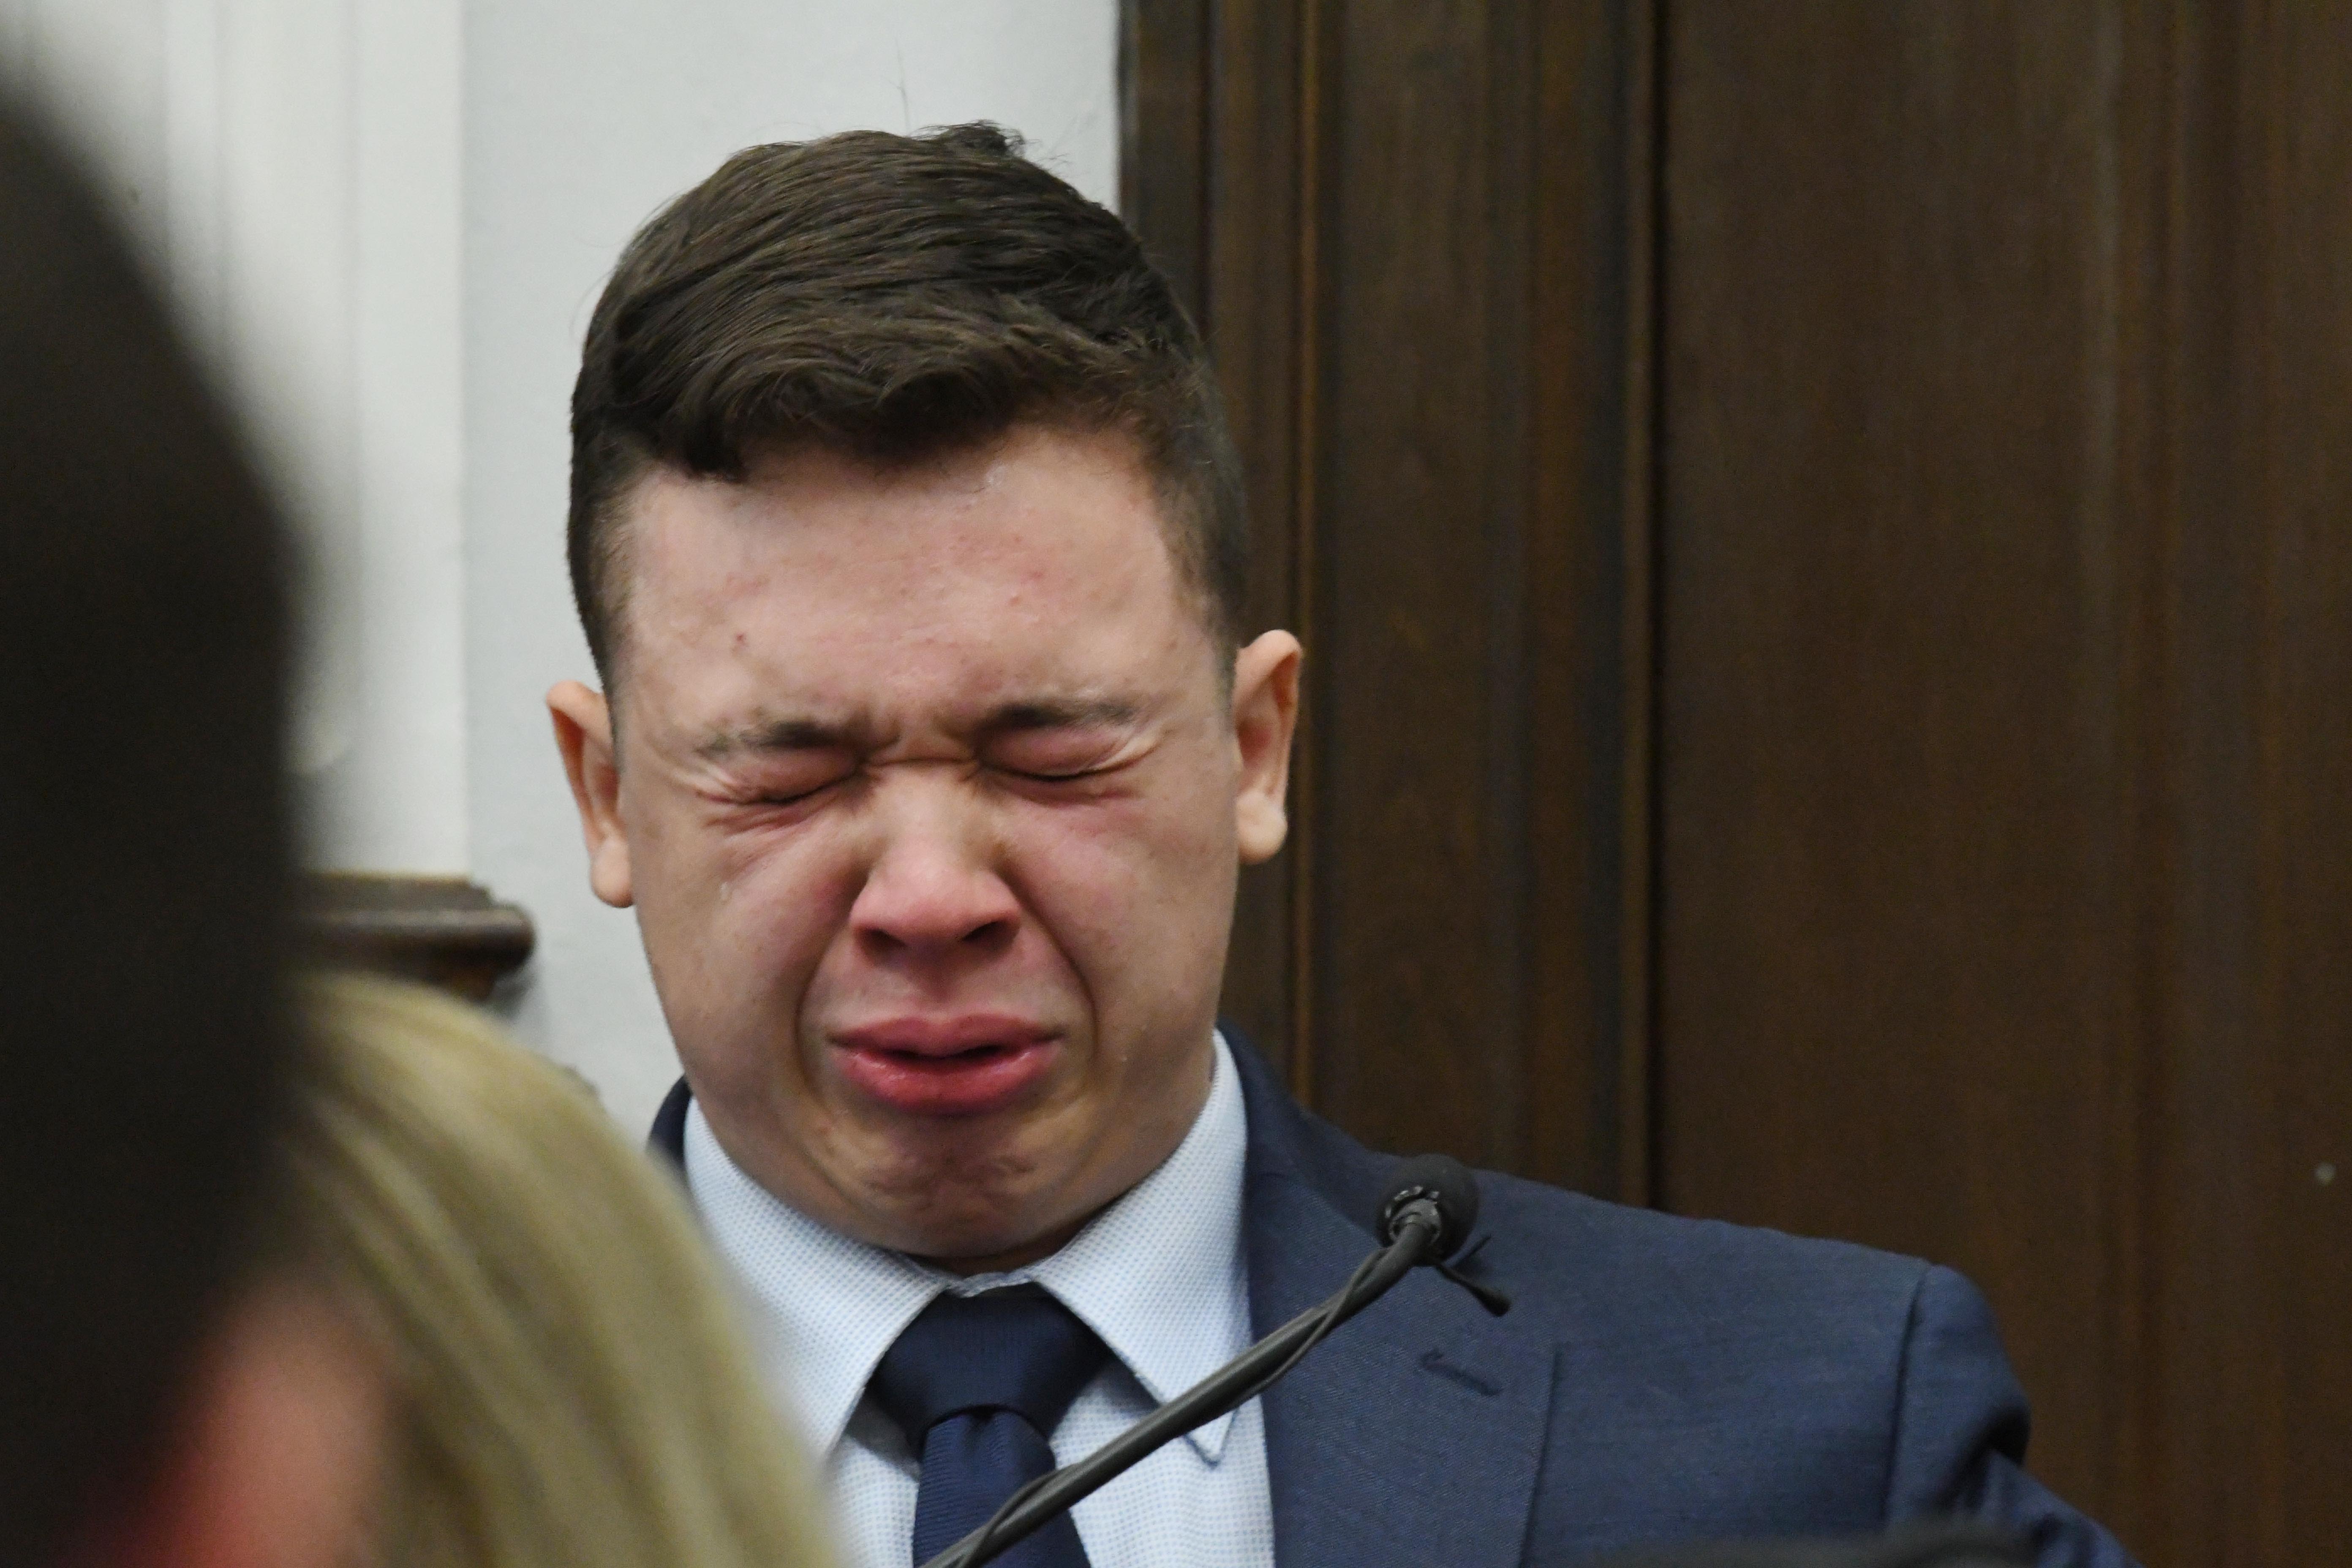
[648, 1030, 2137, 1568]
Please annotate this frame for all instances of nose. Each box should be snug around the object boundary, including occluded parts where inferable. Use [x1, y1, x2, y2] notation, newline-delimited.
[848, 781, 1021, 971]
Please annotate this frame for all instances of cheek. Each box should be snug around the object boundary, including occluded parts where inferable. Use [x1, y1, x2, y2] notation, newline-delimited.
[631, 808, 861, 1015]
[715, 832, 867, 977]
[613, 793, 698, 956]
[1003, 782, 1239, 1002]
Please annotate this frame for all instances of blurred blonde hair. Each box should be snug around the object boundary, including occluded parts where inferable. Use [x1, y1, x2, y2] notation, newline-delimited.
[275, 971, 829, 1568]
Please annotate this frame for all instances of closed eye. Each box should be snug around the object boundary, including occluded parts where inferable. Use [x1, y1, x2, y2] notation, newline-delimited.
[735, 765, 859, 810]
[997, 762, 1108, 783]
[988, 749, 1149, 797]
[755, 780, 844, 806]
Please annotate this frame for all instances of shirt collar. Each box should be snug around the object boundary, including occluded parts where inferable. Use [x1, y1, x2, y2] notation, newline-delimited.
[688, 1030, 1255, 1464]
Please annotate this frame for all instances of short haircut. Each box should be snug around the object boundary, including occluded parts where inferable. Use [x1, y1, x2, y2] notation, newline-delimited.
[568, 122, 1245, 691]
[0, 103, 292, 1561]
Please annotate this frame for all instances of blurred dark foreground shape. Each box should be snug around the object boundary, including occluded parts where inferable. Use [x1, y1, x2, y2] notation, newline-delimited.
[0, 93, 301, 1568]
[0, 95, 838, 1568]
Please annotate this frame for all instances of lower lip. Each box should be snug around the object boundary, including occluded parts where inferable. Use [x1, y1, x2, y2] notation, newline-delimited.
[831, 1038, 1059, 1116]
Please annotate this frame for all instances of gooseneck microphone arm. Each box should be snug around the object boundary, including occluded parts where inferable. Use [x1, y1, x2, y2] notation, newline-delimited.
[919, 1155, 1495, 1568]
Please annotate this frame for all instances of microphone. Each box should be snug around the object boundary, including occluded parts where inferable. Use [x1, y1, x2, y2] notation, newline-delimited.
[1382, 1153, 1513, 1317]
[1377, 1152, 1482, 1255]
[920, 1154, 1502, 1568]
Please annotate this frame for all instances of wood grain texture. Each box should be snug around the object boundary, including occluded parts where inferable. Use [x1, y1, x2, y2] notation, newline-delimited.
[1655, 0, 2135, 1520]
[1126, 0, 1652, 1187]
[1656, 4, 2352, 1557]
[1128, 1, 2350, 1558]
[299, 874, 534, 1001]
[1305, 0, 1529, 1165]
[2146, 5, 2352, 1558]
[1126, 0, 1314, 1086]
[1119, 0, 1211, 324]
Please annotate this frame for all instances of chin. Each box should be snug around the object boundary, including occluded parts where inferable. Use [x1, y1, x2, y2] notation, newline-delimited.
[870, 1154, 1100, 1269]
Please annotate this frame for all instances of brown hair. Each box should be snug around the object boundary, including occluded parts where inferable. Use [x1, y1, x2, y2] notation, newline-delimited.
[568, 122, 1245, 689]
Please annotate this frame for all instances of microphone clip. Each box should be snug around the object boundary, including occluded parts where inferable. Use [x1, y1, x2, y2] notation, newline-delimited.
[1435, 1235, 1511, 1317]
[1377, 1155, 1511, 1316]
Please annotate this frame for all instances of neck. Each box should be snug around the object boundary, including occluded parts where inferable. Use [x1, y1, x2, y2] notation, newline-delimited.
[919, 1210, 1097, 1277]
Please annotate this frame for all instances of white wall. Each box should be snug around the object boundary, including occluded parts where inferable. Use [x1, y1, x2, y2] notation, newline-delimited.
[463, 0, 1121, 1130]
[3, 0, 471, 875]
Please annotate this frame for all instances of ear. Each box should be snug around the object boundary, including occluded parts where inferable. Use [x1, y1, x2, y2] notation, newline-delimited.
[548, 681, 635, 908]
[1231, 630, 1302, 864]
[96, 1280, 385, 1568]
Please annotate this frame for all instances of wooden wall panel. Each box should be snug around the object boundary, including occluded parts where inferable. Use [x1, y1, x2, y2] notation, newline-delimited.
[1128, 2, 2352, 1560]
[1531, 0, 1658, 1200]
[1652, 3, 2144, 1522]
[1128, 0, 1653, 1195]
[1305, 0, 1538, 1167]
[1654, 5, 2352, 1558]
[2149, 7, 2352, 1558]
[1202, 0, 1313, 1093]
[1126, 0, 1312, 1087]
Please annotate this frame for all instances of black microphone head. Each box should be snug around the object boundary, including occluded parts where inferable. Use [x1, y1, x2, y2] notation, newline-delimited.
[1376, 1153, 1482, 1258]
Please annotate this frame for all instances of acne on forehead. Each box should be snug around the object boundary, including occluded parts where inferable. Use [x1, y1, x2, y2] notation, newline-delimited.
[681, 422, 1185, 542]
[615, 431, 1221, 738]
[635, 434, 1192, 618]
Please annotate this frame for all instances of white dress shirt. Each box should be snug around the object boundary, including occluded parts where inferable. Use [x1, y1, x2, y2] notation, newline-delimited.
[687, 1031, 1274, 1568]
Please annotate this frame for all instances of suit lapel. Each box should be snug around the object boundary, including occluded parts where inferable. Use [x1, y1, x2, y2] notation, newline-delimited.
[655, 1035, 1556, 1568]
[648, 1075, 691, 1166]
[1236, 1046, 1553, 1568]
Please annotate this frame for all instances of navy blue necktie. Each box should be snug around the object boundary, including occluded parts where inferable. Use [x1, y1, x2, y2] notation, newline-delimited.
[870, 1285, 1111, 1568]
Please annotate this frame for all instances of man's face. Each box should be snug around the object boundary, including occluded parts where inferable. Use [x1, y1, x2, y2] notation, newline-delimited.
[550, 427, 1298, 1268]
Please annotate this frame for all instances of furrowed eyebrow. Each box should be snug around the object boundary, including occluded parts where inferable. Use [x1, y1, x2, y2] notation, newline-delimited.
[692, 697, 1144, 761]
[981, 697, 1145, 735]
[694, 716, 861, 760]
